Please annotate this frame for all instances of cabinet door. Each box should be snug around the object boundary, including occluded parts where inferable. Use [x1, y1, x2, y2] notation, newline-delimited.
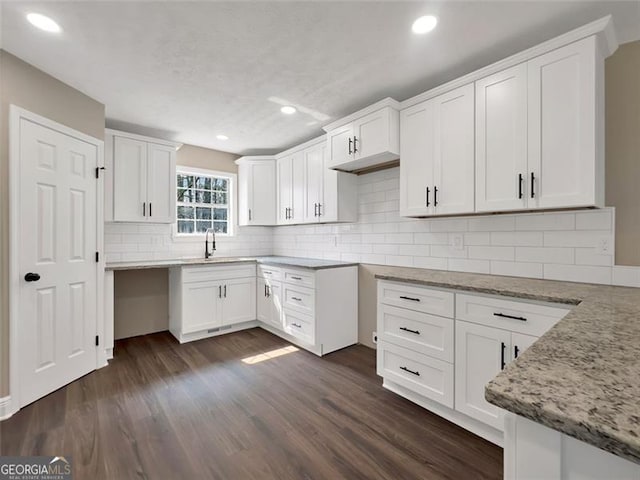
[237, 162, 251, 226]
[221, 277, 257, 326]
[113, 136, 147, 222]
[303, 144, 325, 223]
[326, 124, 354, 169]
[276, 156, 292, 224]
[433, 84, 475, 216]
[147, 143, 176, 223]
[290, 151, 305, 224]
[268, 282, 283, 330]
[399, 101, 435, 216]
[511, 332, 537, 361]
[455, 320, 511, 431]
[181, 281, 222, 334]
[353, 109, 389, 160]
[250, 161, 276, 225]
[476, 64, 528, 212]
[528, 36, 598, 209]
[257, 277, 270, 323]
[258, 280, 283, 330]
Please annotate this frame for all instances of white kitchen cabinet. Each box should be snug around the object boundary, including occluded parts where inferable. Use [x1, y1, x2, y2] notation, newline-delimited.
[169, 264, 257, 343]
[257, 277, 283, 330]
[106, 129, 179, 223]
[302, 142, 325, 223]
[399, 84, 474, 217]
[455, 320, 512, 431]
[528, 36, 603, 210]
[276, 152, 304, 225]
[236, 156, 276, 226]
[475, 64, 528, 212]
[323, 98, 400, 172]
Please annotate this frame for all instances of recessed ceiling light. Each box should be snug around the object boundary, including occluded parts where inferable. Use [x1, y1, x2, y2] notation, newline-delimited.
[412, 15, 438, 34]
[280, 106, 297, 115]
[26, 13, 62, 33]
[216, 134, 229, 141]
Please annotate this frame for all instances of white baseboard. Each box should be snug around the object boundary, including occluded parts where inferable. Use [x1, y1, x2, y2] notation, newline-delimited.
[0, 396, 15, 421]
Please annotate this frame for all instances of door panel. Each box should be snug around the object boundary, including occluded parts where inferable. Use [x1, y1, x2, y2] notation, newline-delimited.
[433, 84, 475, 215]
[182, 281, 221, 333]
[222, 278, 257, 326]
[19, 118, 98, 407]
[147, 143, 175, 223]
[399, 101, 435, 216]
[354, 109, 388, 160]
[250, 162, 276, 225]
[303, 144, 324, 222]
[327, 124, 354, 169]
[528, 37, 597, 209]
[276, 156, 292, 224]
[476, 64, 528, 212]
[455, 320, 510, 431]
[113, 136, 147, 221]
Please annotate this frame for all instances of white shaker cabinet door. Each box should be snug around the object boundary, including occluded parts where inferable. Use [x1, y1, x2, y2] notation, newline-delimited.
[476, 64, 528, 212]
[455, 320, 511, 431]
[113, 136, 147, 222]
[432, 83, 475, 216]
[146, 143, 176, 223]
[527, 36, 600, 209]
[222, 277, 257, 326]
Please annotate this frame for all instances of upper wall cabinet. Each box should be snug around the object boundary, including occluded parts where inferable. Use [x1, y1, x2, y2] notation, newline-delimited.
[323, 98, 400, 172]
[105, 129, 180, 223]
[400, 84, 475, 217]
[476, 36, 603, 212]
[276, 136, 357, 226]
[236, 156, 276, 226]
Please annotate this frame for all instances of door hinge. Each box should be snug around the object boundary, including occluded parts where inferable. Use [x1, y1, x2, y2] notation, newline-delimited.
[95, 251, 100, 263]
[95, 335, 99, 346]
[95, 166, 105, 178]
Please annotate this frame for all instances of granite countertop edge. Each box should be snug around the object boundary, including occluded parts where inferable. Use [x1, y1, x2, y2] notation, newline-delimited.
[374, 268, 640, 465]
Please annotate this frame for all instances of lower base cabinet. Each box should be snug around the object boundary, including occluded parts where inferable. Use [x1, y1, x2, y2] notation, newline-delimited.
[257, 277, 283, 330]
[377, 279, 570, 445]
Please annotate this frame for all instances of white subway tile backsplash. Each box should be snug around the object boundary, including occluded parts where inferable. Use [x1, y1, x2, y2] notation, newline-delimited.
[106, 167, 621, 287]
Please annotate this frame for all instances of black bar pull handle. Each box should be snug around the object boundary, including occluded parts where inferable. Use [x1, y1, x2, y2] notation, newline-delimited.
[399, 326, 420, 335]
[399, 295, 420, 302]
[400, 366, 420, 377]
[434, 186, 438, 206]
[348, 137, 352, 155]
[500, 342, 506, 370]
[143, 202, 146, 216]
[514, 345, 520, 359]
[530, 172, 535, 198]
[317, 204, 322, 217]
[426, 186, 430, 207]
[149, 203, 152, 217]
[494, 312, 527, 322]
[518, 173, 523, 199]
[353, 136, 358, 153]
[224, 285, 227, 298]
[218, 285, 222, 298]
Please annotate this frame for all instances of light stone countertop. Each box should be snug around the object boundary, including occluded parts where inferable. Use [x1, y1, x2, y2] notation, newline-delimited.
[375, 266, 640, 465]
[105, 256, 358, 271]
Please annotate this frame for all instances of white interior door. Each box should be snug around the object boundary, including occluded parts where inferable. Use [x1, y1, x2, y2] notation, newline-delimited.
[18, 117, 99, 408]
[146, 143, 176, 223]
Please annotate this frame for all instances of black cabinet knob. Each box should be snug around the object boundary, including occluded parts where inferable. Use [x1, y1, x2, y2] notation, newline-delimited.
[24, 272, 40, 282]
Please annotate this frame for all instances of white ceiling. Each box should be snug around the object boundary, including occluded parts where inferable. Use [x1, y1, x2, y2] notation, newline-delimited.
[2, 1, 639, 155]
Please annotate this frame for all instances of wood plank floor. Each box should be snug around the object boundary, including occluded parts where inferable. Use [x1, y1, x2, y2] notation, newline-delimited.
[0, 328, 502, 479]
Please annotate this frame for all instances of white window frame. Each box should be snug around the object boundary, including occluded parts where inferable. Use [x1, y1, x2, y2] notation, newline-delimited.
[173, 166, 236, 239]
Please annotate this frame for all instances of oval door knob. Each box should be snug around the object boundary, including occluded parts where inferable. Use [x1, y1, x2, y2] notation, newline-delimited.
[24, 272, 40, 282]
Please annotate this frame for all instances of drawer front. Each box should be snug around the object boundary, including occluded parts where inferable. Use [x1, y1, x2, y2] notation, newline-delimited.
[379, 304, 454, 363]
[284, 269, 315, 288]
[183, 264, 256, 283]
[283, 284, 315, 315]
[378, 281, 454, 318]
[258, 265, 283, 281]
[455, 293, 570, 337]
[283, 309, 315, 344]
[377, 341, 453, 408]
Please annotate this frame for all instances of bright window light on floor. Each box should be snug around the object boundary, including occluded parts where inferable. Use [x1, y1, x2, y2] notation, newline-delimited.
[242, 345, 299, 364]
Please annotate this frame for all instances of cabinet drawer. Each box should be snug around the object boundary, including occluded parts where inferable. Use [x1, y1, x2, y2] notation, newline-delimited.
[258, 265, 283, 281]
[283, 309, 315, 344]
[182, 264, 256, 283]
[379, 304, 454, 363]
[377, 341, 454, 408]
[455, 293, 570, 337]
[283, 284, 315, 315]
[378, 281, 454, 318]
[284, 269, 315, 288]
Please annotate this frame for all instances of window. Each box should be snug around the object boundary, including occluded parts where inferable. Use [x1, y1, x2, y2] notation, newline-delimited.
[176, 168, 234, 235]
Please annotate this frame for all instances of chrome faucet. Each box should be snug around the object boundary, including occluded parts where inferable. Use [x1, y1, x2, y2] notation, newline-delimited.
[205, 228, 216, 259]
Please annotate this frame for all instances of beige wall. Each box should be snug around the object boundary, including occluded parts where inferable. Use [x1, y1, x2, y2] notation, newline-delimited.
[177, 144, 239, 173]
[0, 51, 105, 396]
[605, 40, 640, 266]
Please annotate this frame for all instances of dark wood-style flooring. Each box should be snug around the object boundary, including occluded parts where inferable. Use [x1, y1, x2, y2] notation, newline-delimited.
[0, 328, 502, 479]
